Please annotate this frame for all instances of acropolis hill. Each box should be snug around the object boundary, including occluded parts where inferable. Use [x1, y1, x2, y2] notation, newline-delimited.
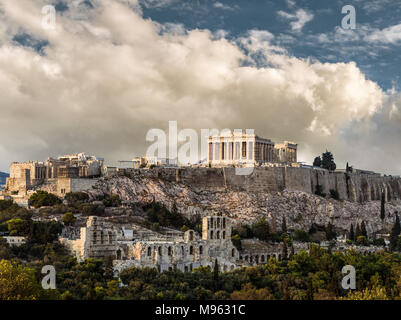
[1, 135, 401, 240]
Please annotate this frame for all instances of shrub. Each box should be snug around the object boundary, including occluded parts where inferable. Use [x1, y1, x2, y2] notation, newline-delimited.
[0, 200, 14, 212]
[80, 204, 105, 216]
[65, 192, 89, 204]
[329, 189, 339, 200]
[29, 191, 61, 208]
[231, 234, 242, 250]
[294, 230, 310, 242]
[62, 212, 76, 226]
[315, 185, 326, 197]
[102, 194, 121, 207]
[356, 236, 369, 246]
[372, 238, 386, 247]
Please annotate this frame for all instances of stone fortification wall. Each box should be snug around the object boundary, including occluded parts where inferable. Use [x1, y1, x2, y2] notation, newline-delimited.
[118, 167, 401, 203]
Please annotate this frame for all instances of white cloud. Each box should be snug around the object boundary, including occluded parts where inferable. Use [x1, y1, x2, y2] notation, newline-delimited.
[365, 24, 401, 44]
[277, 9, 314, 32]
[285, 0, 296, 8]
[213, 2, 235, 11]
[0, 0, 398, 174]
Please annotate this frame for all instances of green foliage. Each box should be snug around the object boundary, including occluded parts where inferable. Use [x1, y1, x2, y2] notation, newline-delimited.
[143, 201, 201, 233]
[281, 217, 287, 234]
[251, 217, 270, 242]
[325, 222, 337, 241]
[0, 259, 46, 300]
[3, 247, 401, 300]
[360, 221, 368, 238]
[102, 194, 121, 207]
[29, 190, 61, 208]
[65, 192, 89, 204]
[80, 203, 105, 216]
[321, 150, 336, 171]
[231, 234, 242, 250]
[372, 238, 386, 247]
[349, 224, 355, 242]
[313, 156, 322, 167]
[294, 229, 310, 242]
[390, 213, 401, 252]
[0, 200, 14, 211]
[356, 236, 368, 246]
[62, 212, 76, 226]
[232, 225, 253, 239]
[380, 191, 386, 220]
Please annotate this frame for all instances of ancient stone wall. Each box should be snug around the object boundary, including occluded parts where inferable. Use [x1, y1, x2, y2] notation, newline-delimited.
[118, 167, 401, 203]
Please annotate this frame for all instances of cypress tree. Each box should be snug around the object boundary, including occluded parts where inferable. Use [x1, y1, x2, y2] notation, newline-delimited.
[349, 224, 355, 242]
[282, 241, 288, 260]
[394, 213, 400, 236]
[290, 243, 295, 258]
[213, 258, 219, 281]
[380, 191, 386, 220]
[361, 221, 368, 238]
[355, 223, 361, 238]
[389, 213, 400, 252]
[281, 217, 287, 234]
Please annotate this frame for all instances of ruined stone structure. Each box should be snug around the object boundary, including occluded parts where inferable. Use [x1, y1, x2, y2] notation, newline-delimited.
[60, 216, 117, 261]
[3, 153, 102, 197]
[208, 131, 297, 166]
[61, 215, 245, 273]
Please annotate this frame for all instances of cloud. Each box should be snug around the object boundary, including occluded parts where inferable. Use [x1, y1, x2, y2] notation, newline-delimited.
[285, 0, 296, 8]
[277, 9, 314, 32]
[0, 0, 399, 174]
[365, 24, 401, 44]
[213, 2, 236, 11]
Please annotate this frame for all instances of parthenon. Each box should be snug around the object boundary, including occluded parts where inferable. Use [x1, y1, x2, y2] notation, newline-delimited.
[208, 131, 297, 166]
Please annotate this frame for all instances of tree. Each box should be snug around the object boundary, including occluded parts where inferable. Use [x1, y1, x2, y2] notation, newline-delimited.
[294, 229, 310, 242]
[213, 259, 219, 284]
[321, 150, 336, 171]
[231, 234, 242, 250]
[394, 213, 400, 236]
[360, 221, 368, 238]
[349, 224, 355, 242]
[282, 241, 288, 260]
[390, 213, 401, 252]
[251, 217, 270, 242]
[29, 190, 61, 208]
[281, 217, 287, 234]
[380, 191, 386, 220]
[0, 260, 44, 300]
[104, 255, 115, 279]
[7, 218, 30, 236]
[65, 192, 89, 204]
[325, 222, 337, 241]
[355, 223, 361, 239]
[102, 194, 121, 207]
[313, 156, 322, 167]
[62, 212, 76, 226]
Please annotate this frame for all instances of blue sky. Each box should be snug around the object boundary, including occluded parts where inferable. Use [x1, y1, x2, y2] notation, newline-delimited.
[138, 0, 401, 90]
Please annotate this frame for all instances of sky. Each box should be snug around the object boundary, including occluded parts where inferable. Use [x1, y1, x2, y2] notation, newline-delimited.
[0, 0, 401, 174]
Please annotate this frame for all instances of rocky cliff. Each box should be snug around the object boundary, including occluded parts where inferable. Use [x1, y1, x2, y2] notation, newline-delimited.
[87, 167, 401, 237]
